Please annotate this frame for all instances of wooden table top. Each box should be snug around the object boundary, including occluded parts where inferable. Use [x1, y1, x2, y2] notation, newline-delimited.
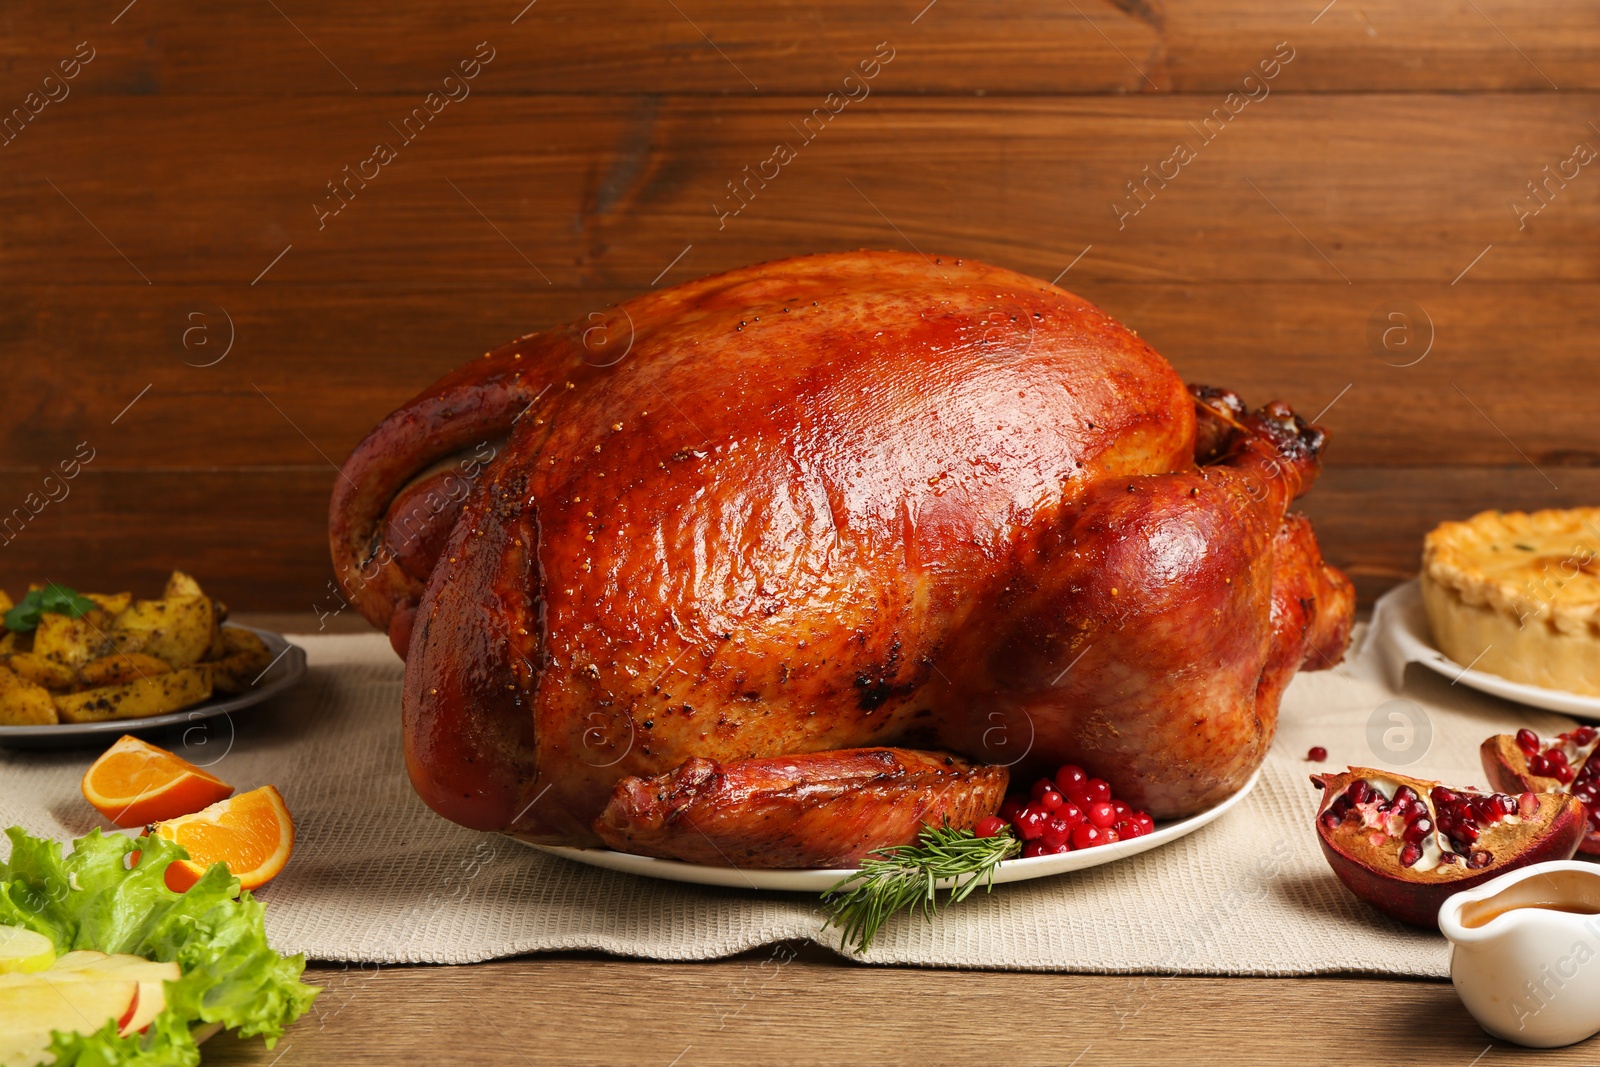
[201, 948, 1594, 1066]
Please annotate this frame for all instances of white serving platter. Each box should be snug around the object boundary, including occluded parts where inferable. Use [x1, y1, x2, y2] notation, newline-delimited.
[516, 767, 1260, 892]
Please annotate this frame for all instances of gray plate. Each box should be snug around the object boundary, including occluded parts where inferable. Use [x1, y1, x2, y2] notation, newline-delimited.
[0, 625, 307, 749]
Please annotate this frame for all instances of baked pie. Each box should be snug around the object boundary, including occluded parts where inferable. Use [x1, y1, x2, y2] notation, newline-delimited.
[1422, 508, 1600, 695]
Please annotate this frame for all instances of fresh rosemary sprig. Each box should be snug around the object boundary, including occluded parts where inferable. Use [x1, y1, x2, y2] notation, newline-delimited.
[820, 824, 1021, 954]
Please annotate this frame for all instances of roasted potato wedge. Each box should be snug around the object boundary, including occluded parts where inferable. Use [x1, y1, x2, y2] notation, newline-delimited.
[3, 652, 75, 689]
[78, 652, 172, 687]
[32, 613, 109, 669]
[86, 592, 132, 616]
[0, 633, 16, 655]
[0, 665, 56, 725]
[208, 628, 275, 694]
[163, 571, 205, 599]
[110, 596, 213, 667]
[0, 589, 12, 621]
[52, 667, 212, 724]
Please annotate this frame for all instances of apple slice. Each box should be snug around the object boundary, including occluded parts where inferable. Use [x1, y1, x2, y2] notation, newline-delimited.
[0, 976, 137, 1067]
[0, 924, 55, 974]
[0, 953, 179, 1059]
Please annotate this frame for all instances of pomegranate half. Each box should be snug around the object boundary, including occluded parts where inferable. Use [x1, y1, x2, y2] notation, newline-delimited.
[1482, 725, 1600, 856]
[1312, 766, 1585, 928]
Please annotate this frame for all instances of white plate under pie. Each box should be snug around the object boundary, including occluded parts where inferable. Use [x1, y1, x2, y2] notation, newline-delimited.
[514, 767, 1260, 892]
[1369, 579, 1600, 720]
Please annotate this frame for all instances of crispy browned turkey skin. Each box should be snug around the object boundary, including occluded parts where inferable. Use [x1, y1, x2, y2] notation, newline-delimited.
[329, 251, 1354, 868]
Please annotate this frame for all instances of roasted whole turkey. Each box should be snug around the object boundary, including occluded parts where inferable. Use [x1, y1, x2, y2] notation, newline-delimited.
[330, 251, 1354, 867]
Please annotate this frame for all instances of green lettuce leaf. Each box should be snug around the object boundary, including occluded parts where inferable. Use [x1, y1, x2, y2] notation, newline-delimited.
[1, 826, 319, 1066]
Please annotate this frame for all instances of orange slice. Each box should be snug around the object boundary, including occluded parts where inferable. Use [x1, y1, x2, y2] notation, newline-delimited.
[153, 785, 295, 893]
[81, 735, 234, 828]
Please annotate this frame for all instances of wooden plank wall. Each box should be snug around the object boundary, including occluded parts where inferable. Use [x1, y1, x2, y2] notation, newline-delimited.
[1, 1, 1595, 610]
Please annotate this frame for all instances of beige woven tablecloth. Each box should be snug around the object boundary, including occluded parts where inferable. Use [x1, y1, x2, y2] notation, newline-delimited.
[1, 625, 1579, 976]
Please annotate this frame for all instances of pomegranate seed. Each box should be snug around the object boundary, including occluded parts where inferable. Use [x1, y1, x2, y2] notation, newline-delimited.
[1112, 799, 1132, 818]
[1039, 789, 1065, 812]
[1516, 728, 1542, 755]
[1589, 809, 1600, 831]
[1031, 778, 1056, 802]
[1495, 794, 1518, 818]
[1555, 764, 1578, 784]
[974, 816, 1008, 838]
[1469, 850, 1493, 869]
[1022, 840, 1048, 858]
[1015, 807, 1049, 841]
[1071, 823, 1105, 849]
[1054, 765, 1087, 793]
[1575, 726, 1597, 746]
[1431, 786, 1454, 806]
[1318, 810, 1340, 831]
[1306, 746, 1328, 762]
[1519, 792, 1539, 818]
[1437, 851, 1461, 865]
[1399, 842, 1422, 867]
[1349, 780, 1373, 805]
[1040, 815, 1074, 849]
[1083, 779, 1113, 805]
[1530, 754, 1554, 777]
[1086, 801, 1118, 829]
[1329, 795, 1353, 819]
[1402, 816, 1433, 843]
[1454, 822, 1480, 846]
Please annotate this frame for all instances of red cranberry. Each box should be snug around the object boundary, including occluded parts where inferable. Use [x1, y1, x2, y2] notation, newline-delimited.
[999, 798, 1024, 822]
[1083, 779, 1113, 805]
[1111, 800, 1132, 818]
[1040, 815, 1074, 849]
[1054, 765, 1087, 793]
[1071, 823, 1105, 849]
[1306, 746, 1328, 762]
[1014, 807, 1048, 841]
[974, 815, 1008, 838]
[1116, 819, 1146, 839]
[1133, 813, 1155, 835]
[1022, 840, 1048, 858]
[1031, 778, 1056, 802]
[1055, 802, 1085, 828]
[1102, 828, 1120, 843]
[1038, 789, 1065, 812]
[1516, 728, 1541, 756]
[1086, 801, 1117, 828]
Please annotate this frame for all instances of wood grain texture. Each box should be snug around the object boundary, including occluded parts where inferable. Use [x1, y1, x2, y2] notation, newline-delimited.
[4, 282, 1597, 470]
[195, 949, 1600, 1065]
[4, 96, 1598, 288]
[3, 0, 1594, 95]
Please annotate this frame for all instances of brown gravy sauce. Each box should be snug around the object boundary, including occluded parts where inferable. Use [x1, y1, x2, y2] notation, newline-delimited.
[1462, 902, 1600, 928]
[1459, 869, 1600, 928]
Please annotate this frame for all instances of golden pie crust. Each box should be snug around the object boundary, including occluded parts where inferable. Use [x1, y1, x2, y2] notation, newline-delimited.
[1421, 508, 1600, 696]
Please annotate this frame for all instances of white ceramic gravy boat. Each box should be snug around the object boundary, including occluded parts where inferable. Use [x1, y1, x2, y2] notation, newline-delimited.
[1440, 861, 1600, 1048]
